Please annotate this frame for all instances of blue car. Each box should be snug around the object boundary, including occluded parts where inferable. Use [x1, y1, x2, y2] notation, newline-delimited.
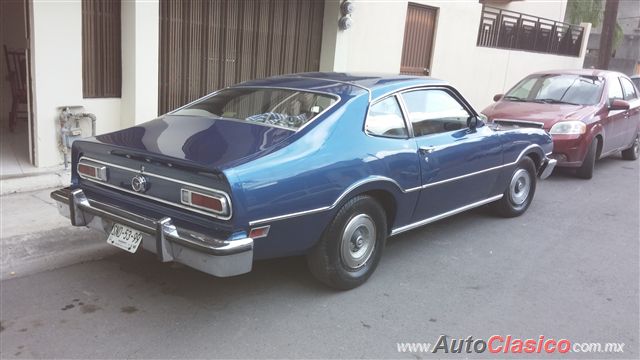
[51, 73, 556, 289]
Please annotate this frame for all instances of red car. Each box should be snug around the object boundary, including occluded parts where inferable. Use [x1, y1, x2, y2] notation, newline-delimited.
[482, 69, 640, 179]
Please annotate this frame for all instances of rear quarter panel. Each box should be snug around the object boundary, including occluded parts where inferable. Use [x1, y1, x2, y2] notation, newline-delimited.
[225, 94, 422, 259]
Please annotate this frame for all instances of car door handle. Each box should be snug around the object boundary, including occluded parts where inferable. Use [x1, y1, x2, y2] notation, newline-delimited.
[419, 146, 436, 154]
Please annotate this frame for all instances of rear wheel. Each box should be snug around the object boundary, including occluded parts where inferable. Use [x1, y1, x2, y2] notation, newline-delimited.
[621, 134, 639, 161]
[307, 195, 387, 290]
[576, 139, 598, 179]
[493, 157, 537, 218]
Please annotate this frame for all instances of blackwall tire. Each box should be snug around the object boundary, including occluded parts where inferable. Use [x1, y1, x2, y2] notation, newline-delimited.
[576, 139, 598, 179]
[621, 134, 639, 161]
[493, 157, 537, 218]
[306, 195, 387, 290]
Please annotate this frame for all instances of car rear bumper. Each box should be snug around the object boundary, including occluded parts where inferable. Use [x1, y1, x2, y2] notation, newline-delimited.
[50, 187, 253, 277]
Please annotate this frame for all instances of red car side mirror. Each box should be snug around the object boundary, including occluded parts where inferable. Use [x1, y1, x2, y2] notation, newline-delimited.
[610, 99, 630, 111]
[493, 94, 504, 102]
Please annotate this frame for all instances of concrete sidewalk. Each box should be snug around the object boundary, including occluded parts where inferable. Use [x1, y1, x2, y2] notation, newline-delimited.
[0, 187, 117, 280]
[0, 168, 71, 196]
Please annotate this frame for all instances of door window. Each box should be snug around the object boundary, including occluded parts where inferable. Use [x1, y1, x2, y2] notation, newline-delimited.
[365, 96, 408, 138]
[620, 77, 638, 100]
[608, 78, 624, 103]
[401, 89, 471, 137]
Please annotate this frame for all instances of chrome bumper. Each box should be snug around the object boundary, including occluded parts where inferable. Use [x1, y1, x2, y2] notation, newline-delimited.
[539, 158, 557, 180]
[50, 187, 253, 277]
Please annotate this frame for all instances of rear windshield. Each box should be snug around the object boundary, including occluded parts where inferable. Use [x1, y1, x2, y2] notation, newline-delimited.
[505, 74, 604, 106]
[172, 88, 338, 130]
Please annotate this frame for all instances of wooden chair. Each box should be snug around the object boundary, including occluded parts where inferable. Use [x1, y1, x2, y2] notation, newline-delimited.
[4, 45, 28, 132]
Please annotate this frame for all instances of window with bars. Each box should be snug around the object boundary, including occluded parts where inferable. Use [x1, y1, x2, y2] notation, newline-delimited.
[82, 0, 121, 98]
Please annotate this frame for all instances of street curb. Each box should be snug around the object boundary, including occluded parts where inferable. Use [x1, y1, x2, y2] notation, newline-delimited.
[1, 221, 119, 281]
[0, 170, 71, 196]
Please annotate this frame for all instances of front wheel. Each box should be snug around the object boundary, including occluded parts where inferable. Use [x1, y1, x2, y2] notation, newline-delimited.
[307, 195, 387, 290]
[493, 157, 537, 218]
[621, 134, 639, 161]
[576, 139, 597, 179]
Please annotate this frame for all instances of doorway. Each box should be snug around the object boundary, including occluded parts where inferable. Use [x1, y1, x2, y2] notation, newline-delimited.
[1, 0, 34, 176]
[400, 3, 437, 76]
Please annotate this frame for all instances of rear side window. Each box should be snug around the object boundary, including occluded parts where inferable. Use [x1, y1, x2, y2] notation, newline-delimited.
[365, 96, 408, 138]
[401, 89, 471, 137]
[620, 77, 638, 100]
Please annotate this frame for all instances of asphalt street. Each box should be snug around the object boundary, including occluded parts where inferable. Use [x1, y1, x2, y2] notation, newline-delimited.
[1, 155, 638, 359]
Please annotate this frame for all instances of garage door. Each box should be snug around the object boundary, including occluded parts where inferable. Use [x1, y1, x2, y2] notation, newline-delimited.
[159, 0, 325, 114]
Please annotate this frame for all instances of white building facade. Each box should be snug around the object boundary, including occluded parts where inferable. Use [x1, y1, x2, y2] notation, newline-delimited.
[0, 0, 590, 171]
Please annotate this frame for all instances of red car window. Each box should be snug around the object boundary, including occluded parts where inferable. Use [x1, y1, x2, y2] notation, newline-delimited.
[620, 77, 638, 101]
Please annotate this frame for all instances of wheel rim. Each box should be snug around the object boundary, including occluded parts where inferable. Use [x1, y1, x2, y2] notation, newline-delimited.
[340, 214, 376, 270]
[509, 168, 531, 205]
[634, 136, 639, 156]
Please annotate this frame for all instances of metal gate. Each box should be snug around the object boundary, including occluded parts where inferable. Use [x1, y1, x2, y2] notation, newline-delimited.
[400, 3, 437, 76]
[158, 0, 325, 114]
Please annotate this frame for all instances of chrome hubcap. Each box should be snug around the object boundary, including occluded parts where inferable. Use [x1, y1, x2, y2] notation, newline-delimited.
[340, 214, 376, 270]
[634, 137, 639, 155]
[510, 169, 531, 205]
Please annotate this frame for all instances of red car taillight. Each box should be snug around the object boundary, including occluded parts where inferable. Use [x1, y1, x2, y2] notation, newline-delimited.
[180, 188, 229, 216]
[77, 162, 108, 181]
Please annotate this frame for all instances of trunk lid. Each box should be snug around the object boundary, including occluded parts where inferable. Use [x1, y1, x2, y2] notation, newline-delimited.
[92, 115, 295, 170]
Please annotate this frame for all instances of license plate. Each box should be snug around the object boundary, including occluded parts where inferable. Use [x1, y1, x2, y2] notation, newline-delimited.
[107, 223, 144, 253]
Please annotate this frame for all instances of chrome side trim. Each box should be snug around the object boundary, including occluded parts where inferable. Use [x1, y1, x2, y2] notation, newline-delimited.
[78, 156, 233, 220]
[248, 206, 331, 226]
[390, 194, 504, 236]
[248, 145, 544, 225]
[421, 163, 507, 189]
[248, 175, 414, 226]
[419, 144, 543, 189]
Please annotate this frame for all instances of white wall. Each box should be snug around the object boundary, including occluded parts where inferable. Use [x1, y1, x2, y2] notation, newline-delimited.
[498, 0, 568, 21]
[320, 0, 406, 72]
[320, 0, 588, 110]
[421, 0, 588, 109]
[30, 1, 121, 167]
[121, 0, 159, 128]
[30, 0, 159, 168]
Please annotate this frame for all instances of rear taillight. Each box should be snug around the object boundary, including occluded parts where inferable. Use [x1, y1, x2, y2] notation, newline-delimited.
[77, 162, 107, 181]
[181, 188, 229, 216]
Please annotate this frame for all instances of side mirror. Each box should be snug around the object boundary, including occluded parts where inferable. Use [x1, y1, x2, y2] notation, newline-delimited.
[493, 94, 504, 102]
[467, 116, 483, 131]
[610, 99, 630, 111]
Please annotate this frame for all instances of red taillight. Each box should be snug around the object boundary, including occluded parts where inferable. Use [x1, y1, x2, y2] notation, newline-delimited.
[78, 164, 96, 178]
[191, 192, 223, 212]
[181, 188, 228, 215]
[77, 162, 107, 181]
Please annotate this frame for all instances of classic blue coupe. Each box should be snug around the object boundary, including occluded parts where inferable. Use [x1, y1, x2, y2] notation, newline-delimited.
[52, 73, 556, 289]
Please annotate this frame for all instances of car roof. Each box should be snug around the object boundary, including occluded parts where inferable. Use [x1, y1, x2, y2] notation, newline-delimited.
[529, 68, 628, 78]
[234, 72, 448, 100]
